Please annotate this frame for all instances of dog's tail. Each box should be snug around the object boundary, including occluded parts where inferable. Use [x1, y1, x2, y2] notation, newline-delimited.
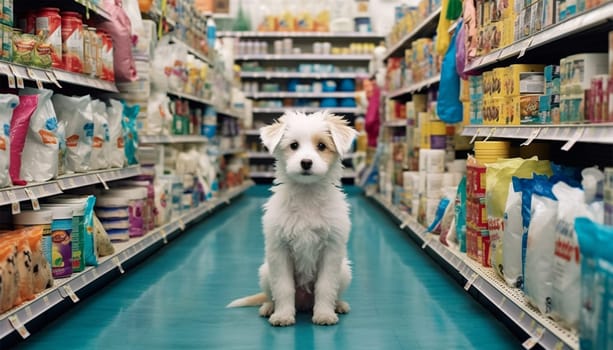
[226, 292, 268, 308]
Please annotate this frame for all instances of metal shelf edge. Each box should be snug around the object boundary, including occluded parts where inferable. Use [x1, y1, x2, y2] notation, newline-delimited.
[384, 7, 442, 60]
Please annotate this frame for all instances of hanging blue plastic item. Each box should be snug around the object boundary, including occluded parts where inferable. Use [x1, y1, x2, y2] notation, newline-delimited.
[436, 19, 463, 124]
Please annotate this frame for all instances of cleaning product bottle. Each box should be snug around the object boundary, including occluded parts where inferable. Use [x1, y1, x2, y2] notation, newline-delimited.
[206, 16, 216, 50]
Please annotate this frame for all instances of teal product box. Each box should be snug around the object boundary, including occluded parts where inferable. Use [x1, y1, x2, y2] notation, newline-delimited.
[539, 95, 552, 123]
[1, 0, 13, 27]
[544, 65, 560, 82]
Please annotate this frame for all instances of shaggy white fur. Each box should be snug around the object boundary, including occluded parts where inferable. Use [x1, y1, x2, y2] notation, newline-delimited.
[227, 111, 356, 326]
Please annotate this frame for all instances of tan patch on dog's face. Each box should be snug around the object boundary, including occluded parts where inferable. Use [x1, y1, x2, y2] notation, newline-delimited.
[312, 132, 338, 165]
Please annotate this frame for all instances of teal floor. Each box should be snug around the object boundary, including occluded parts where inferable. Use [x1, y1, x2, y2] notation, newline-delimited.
[18, 186, 520, 349]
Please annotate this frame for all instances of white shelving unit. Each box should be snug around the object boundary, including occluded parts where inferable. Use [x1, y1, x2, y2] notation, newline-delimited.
[387, 75, 441, 99]
[465, 2, 613, 73]
[235, 54, 373, 61]
[240, 72, 368, 79]
[0, 166, 141, 208]
[219, 31, 383, 39]
[384, 6, 442, 60]
[140, 135, 209, 144]
[252, 107, 360, 114]
[462, 124, 613, 146]
[368, 193, 578, 350]
[245, 92, 355, 99]
[166, 90, 242, 119]
[0, 61, 118, 93]
[169, 36, 212, 66]
[0, 181, 254, 342]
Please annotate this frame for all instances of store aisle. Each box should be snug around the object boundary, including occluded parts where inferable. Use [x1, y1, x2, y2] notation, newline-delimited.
[19, 186, 519, 350]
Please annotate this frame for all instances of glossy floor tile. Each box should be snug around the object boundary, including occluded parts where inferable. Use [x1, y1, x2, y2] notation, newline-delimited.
[18, 186, 520, 349]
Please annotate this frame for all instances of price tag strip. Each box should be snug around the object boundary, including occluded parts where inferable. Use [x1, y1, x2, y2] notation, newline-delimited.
[7, 191, 21, 215]
[464, 273, 479, 291]
[23, 188, 40, 210]
[8, 314, 30, 339]
[112, 257, 125, 274]
[63, 284, 80, 303]
[561, 127, 585, 151]
[160, 228, 168, 244]
[469, 128, 482, 144]
[178, 218, 186, 231]
[421, 236, 434, 249]
[9, 65, 27, 88]
[522, 327, 545, 349]
[0, 62, 16, 88]
[482, 128, 496, 142]
[520, 128, 542, 146]
[96, 173, 110, 190]
[46, 71, 62, 88]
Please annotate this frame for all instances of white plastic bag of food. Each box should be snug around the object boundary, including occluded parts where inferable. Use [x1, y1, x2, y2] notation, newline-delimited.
[19, 88, 59, 182]
[551, 182, 602, 329]
[106, 99, 125, 168]
[502, 180, 523, 288]
[146, 92, 170, 135]
[52, 94, 93, 173]
[524, 191, 558, 315]
[0, 94, 19, 187]
[90, 100, 109, 170]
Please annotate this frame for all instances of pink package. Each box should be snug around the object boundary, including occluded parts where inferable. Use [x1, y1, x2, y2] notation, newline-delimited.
[9, 96, 38, 186]
[97, 0, 137, 82]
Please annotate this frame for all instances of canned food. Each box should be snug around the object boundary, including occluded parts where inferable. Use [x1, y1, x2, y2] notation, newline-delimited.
[36, 7, 62, 68]
[60, 11, 83, 73]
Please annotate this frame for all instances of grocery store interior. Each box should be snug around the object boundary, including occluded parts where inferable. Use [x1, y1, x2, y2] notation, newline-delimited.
[0, 0, 611, 349]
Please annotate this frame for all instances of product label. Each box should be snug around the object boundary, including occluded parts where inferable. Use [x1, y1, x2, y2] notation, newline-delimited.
[66, 134, 79, 147]
[117, 136, 124, 149]
[36, 16, 62, 67]
[92, 136, 104, 148]
[51, 227, 72, 278]
[62, 25, 83, 73]
[127, 199, 144, 237]
[71, 215, 84, 272]
[0, 136, 5, 151]
[39, 129, 57, 144]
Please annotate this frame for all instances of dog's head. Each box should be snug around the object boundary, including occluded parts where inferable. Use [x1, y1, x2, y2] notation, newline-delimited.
[260, 111, 357, 184]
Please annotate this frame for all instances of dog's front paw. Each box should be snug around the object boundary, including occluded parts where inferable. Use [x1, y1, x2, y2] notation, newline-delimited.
[269, 312, 295, 326]
[335, 300, 351, 314]
[259, 302, 274, 317]
[312, 310, 339, 325]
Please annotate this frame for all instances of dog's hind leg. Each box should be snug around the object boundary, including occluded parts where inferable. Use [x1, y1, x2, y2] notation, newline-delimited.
[335, 258, 352, 314]
[258, 263, 274, 317]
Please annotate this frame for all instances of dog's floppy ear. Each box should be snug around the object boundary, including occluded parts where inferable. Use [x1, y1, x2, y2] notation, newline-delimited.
[260, 116, 286, 154]
[325, 114, 357, 157]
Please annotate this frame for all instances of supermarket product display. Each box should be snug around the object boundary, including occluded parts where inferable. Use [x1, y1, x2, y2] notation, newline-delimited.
[0, 0, 254, 343]
[365, 0, 613, 348]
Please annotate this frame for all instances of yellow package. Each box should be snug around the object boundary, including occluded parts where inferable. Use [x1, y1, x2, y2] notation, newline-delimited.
[485, 157, 552, 278]
[418, 112, 431, 149]
[504, 64, 545, 96]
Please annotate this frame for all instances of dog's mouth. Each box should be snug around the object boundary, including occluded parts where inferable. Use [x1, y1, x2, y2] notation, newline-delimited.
[300, 171, 313, 176]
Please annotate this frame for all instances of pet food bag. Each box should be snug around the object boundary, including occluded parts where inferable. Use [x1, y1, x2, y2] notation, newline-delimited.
[487, 157, 551, 278]
[0, 242, 18, 313]
[98, 0, 137, 82]
[0, 94, 19, 188]
[523, 182, 558, 315]
[18, 88, 60, 182]
[122, 101, 140, 165]
[90, 100, 110, 170]
[9, 95, 38, 186]
[52, 94, 93, 173]
[502, 180, 523, 288]
[551, 182, 604, 329]
[0, 232, 34, 305]
[106, 99, 125, 168]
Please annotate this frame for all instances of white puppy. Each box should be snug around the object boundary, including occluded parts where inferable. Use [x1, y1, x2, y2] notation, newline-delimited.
[227, 111, 356, 326]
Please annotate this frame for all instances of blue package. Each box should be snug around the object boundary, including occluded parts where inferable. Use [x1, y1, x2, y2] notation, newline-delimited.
[121, 101, 140, 165]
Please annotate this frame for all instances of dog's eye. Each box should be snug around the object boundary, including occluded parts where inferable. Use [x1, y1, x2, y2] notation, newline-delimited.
[290, 142, 299, 150]
[317, 143, 326, 151]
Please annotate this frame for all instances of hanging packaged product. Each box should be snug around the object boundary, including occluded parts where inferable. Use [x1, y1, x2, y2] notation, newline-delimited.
[95, 196, 130, 242]
[60, 11, 83, 73]
[18, 88, 59, 182]
[106, 99, 125, 168]
[42, 205, 73, 278]
[0, 94, 18, 188]
[35, 7, 62, 68]
[52, 94, 93, 173]
[0, 242, 17, 312]
[13, 210, 53, 272]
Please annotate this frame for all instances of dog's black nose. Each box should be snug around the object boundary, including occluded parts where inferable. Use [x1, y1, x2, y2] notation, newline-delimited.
[301, 159, 313, 170]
